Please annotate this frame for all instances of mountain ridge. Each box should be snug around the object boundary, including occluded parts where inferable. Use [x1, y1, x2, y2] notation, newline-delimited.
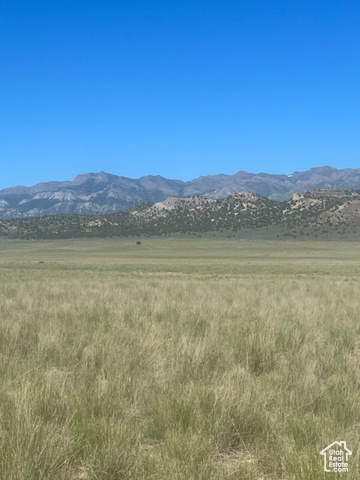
[2, 166, 360, 219]
[2, 188, 360, 240]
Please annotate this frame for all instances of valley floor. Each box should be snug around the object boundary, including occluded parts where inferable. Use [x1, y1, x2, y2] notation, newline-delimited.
[0, 238, 359, 479]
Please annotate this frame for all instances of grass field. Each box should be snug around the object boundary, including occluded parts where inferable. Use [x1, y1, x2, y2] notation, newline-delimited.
[0, 238, 359, 479]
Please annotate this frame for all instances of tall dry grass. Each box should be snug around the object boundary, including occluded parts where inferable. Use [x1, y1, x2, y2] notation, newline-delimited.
[0, 239, 359, 478]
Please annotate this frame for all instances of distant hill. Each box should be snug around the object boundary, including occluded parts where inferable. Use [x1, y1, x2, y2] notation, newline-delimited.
[2, 166, 360, 219]
[2, 189, 360, 240]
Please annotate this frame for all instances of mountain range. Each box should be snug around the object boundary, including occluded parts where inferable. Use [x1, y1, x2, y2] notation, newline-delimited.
[2, 189, 360, 241]
[2, 166, 360, 219]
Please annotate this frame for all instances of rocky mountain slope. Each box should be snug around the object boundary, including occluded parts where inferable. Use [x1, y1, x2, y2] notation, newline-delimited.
[2, 166, 360, 219]
[1, 189, 360, 240]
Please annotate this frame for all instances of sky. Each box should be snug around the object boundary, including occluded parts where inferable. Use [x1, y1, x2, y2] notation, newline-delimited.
[1, 0, 359, 189]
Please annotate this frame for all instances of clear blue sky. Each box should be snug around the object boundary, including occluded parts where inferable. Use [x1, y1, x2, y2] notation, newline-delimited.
[1, 0, 359, 189]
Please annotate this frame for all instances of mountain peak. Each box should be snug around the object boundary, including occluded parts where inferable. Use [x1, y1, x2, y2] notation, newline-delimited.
[73, 171, 116, 184]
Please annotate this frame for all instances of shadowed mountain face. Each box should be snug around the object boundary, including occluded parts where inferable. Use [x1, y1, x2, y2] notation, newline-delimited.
[1, 166, 360, 219]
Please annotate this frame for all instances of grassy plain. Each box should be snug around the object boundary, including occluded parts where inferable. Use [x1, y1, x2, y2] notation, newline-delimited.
[0, 237, 359, 479]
